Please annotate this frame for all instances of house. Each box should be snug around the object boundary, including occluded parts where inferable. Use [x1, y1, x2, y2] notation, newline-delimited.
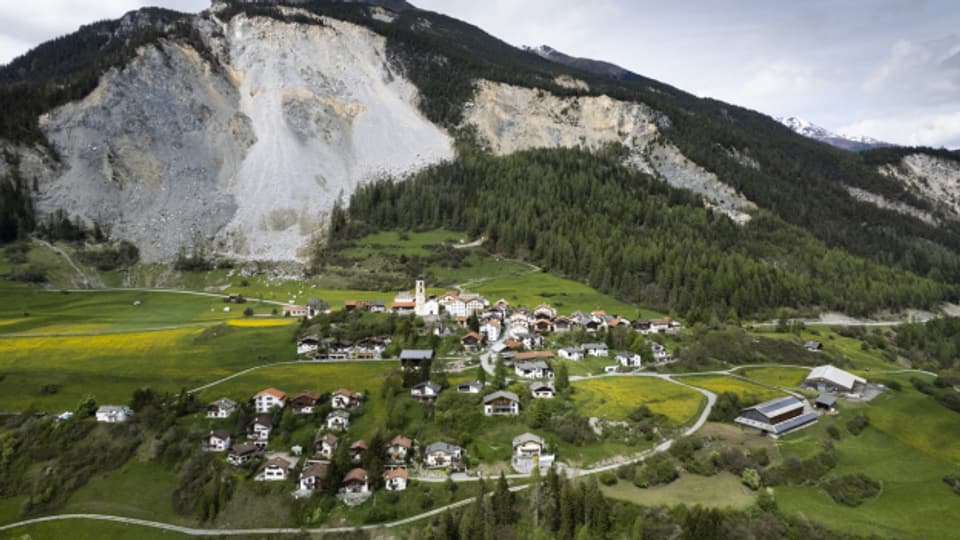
[206, 429, 232, 452]
[291, 391, 322, 415]
[804, 341, 824, 351]
[400, 349, 434, 370]
[343, 300, 370, 312]
[314, 434, 338, 459]
[297, 336, 320, 355]
[328, 339, 354, 360]
[350, 440, 368, 463]
[306, 298, 330, 318]
[253, 388, 287, 413]
[480, 319, 501, 341]
[95, 405, 133, 423]
[815, 394, 837, 411]
[355, 337, 390, 359]
[369, 301, 387, 313]
[282, 304, 308, 317]
[386, 435, 413, 462]
[512, 432, 555, 473]
[384, 467, 409, 491]
[534, 304, 557, 320]
[631, 320, 652, 334]
[533, 318, 554, 333]
[553, 316, 574, 333]
[343, 468, 370, 493]
[410, 381, 441, 401]
[326, 409, 351, 431]
[514, 350, 554, 362]
[260, 456, 293, 481]
[483, 391, 520, 416]
[331, 389, 361, 409]
[615, 350, 643, 368]
[530, 382, 556, 399]
[650, 342, 672, 363]
[391, 298, 417, 315]
[206, 398, 237, 419]
[457, 380, 484, 394]
[804, 365, 867, 394]
[299, 461, 330, 491]
[461, 332, 484, 352]
[583, 343, 609, 357]
[558, 347, 583, 361]
[249, 415, 273, 446]
[515, 360, 553, 379]
[734, 396, 819, 437]
[227, 442, 260, 465]
[424, 442, 463, 469]
[518, 332, 546, 350]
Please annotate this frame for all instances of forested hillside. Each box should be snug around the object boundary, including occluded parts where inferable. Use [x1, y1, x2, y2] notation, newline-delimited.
[340, 142, 950, 321]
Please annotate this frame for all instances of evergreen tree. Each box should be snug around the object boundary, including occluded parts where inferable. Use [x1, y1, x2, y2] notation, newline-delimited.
[555, 363, 570, 394]
[494, 357, 507, 390]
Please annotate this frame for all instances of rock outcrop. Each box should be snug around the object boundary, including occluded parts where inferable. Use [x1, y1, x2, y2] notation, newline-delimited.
[878, 153, 960, 220]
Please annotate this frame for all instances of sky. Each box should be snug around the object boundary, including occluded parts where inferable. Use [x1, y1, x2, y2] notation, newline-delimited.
[2, 0, 958, 148]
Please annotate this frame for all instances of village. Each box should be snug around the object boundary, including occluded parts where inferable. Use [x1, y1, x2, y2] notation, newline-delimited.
[87, 278, 881, 508]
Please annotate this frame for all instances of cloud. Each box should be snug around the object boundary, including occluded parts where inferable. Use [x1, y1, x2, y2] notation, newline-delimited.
[741, 60, 820, 98]
[864, 35, 960, 99]
[839, 108, 960, 149]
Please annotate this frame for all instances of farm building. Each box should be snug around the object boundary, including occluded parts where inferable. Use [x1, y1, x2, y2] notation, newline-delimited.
[804, 365, 867, 394]
[400, 349, 434, 369]
[95, 405, 133, 423]
[734, 396, 819, 437]
[815, 394, 837, 411]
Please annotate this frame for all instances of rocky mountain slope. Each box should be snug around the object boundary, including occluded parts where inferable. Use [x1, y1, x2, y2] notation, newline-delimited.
[877, 151, 960, 219]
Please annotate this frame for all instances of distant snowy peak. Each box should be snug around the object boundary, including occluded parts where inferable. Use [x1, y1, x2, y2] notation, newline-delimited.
[524, 44, 636, 79]
[777, 116, 893, 152]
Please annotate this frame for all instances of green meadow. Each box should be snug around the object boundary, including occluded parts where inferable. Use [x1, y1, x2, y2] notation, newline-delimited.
[572, 376, 706, 426]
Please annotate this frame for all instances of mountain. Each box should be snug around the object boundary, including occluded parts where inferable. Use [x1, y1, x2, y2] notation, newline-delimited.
[777, 116, 893, 152]
[2, 0, 960, 318]
[525, 44, 637, 80]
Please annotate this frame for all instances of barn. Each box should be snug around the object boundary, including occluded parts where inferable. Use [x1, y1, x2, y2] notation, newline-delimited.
[734, 396, 819, 437]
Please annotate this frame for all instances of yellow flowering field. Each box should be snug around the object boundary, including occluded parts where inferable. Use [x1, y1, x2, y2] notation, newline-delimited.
[679, 375, 787, 402]
[737, 366, 807, 388]
[572, 376, 705, 425]
[227, 318, 297, 328]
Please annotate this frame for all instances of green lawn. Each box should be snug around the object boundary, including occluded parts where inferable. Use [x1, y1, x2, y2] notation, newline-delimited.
[61, 461, 185, 525]
[678, 374, 787, 402]
[602, 471, 757, 509]
[736, 366, 808, 388]
[1, 520, 193, 540]
[572, 377, 705, 426]
[343, 229, 469, 258]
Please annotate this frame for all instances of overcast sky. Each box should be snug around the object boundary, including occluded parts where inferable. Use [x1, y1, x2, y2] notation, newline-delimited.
[2, 1, 958, 148]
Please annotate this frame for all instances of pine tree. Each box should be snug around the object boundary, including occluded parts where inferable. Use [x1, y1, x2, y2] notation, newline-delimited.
[493, 357, 507, 390]
[555, 363, 570, 394]
[493, 471, 513, 525]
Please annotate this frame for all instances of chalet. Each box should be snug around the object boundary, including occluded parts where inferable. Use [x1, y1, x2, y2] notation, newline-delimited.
[534, 304, 557, 320]
[249, 415, 273, 446]
[480, 319, 502, 341]
[615, 350, 643, 368]
[343, 468, 370, 493]
[734, 396, 819, 437]
[519, 332, 546, 350]
[306, 298, 329, 318]
[410, 381, 441, 401]
[206, 397, 237, 419]
[494, 298, 510, 311]
[299, 461, 330, 491]
[606, 316, 629, 328]
[314, 434, 338, 459]
[297, 336, 320, 355]
[815, 394, 837, 411]
[331, 389, 361, 409]
[283, 304, 308, 318]
[530, 382, 556, 399]
[583, 343, 609, 357]
[804, 365, 867, 394]
[350, 440, 368, 463]
[391, 298, 417, 315]
[457, 380, 484, 394]
[515, 360, 554, 379]
[206, 429, 232, 452]
[553, 317, 575, 333]
[355, 336, 389, 359]
[343, 300, 370, 312]
[512, 432, 555, 473]
[328, 339, 354, 360]
[631, 320, 652, 333]
[386, 435, 413, 462]
[533, 318, 554, 333]
[804, 341, 824, 351]
[369, 301, 387, 313]
[650, 342, 672, 363]
[584, 317, 605, 333]
[649, 317, 681, 334]
[484, 391, 520, 416]
[461, 332, 484, 352]
[558, 346, 583, 361]
[515, 350, 555, 362]
[400, 349, 434, 370]
[253, 388, 287, 413]
[227, 442, 260, 465]
[326, 410, 351, 431]
[260, 456, 293, 481]
[384, 467, 409, 491]
[424, 441, 463, 469]
[95, 405, 133, 424]
[456, 316, 469, 329]
[291, 391, 322, 415]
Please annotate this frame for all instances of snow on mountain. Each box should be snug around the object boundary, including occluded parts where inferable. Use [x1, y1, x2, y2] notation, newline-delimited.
[777, 116, 893, 152]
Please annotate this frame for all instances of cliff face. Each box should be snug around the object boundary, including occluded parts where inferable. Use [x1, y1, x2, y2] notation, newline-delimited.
[29, 10, 454, 262]
[878, 153, 960, 220]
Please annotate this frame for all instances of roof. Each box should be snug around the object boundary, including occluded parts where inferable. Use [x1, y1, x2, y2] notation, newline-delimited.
[293, 390, 322, 401]
[516, 360, 550, 370]
[514, 351, 555, 361]
[351, 440, 368, 450]
[412, 381, 441, 392]
[400, 349, 435, 361]
[96, 405, 132, 414]
[771, 411, 819, 434]
[458, 380, 483, 389]
[209, 397, 237, 408]
[461, 332, 483, 342]
[385, 467, 409, 480]
[252, 414, 273, 427]
[559, 346, 582, 353]
[389, 435, 413, 448]
[302, 461, 329, 479]
[806, 365, 866, 390]
[530, 382, 555, 392]
[616, 350, 639, 357]
[333, 388, 357, 398]
[328, 409, 351, 419]
[815, 394, 838, 406]
[255, 388, 287, 400]
[283, 304, 306, 311]
[425, 441, 461, 454]
[582, 342, 608, 349]
[344, 468, 368, 483]
[482, 319, 501, 327]
[318, 434, 338, 445]
[391, 300, 416, 308]
[484, 390, 520, 403]
[750, 396, 805, 418]
[210, 429, 232, 440]
[231, 442, 259, 455]
[265, 456, 292, 469]
[512, 432, 545, 447]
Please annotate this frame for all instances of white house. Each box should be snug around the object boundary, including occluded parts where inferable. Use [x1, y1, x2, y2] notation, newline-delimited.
[314, 434, 338, 459]
[412, 277, 440, 317]
[253, 388, 287, 414]
[650, 342, 672, 363]
[519, 332, 546, 350]
[206, 398, 237, 419]
[326, 410, 351, 431]
[343, 468, 370, 493]
[227, 442, 260, 465]
[331, 389, 361, 409]
[583, 343, 609, 357]
[387, 435, 414, 462]
[384, 467, 409, 491]
[410, 381, 441, 401]
[260, 456, 293, 481]
[95, 405, 133, 424]
[558, 346, 583, 361]
[515, 360, 553, 379]
[483, 391, 520, 416]
[533, 304, 557, 320]
[249, 415, 273, 446]
[297, 336, 320, 355]
[299, 461, 330, 491]
[530, 382, 556, 399]
[282, 305, 308, 318]
[480, 319, 502, 342]
[424, 441, 463, 469]
[615, 350, 643, 368]
[512, 432, 555, 473]
[206, 429, 232, 452]
[457, 381, 484, 394]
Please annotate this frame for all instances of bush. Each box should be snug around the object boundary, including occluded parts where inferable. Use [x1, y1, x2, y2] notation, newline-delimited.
[935, 392, 960, 413]
[243, 307, 254, 317]
[821, 474, 881, 506]
[911, 377, 935, 395]
[5, 264, 47, 283]
[826, 425, 841, 440]
[846, 414, 869, 436]
[633, 454, 678, 488]
[878, 379, 902, 391]
[741, 468, 761, 490]
[599, 472, 618, 486]
[38, 384, 60, 395]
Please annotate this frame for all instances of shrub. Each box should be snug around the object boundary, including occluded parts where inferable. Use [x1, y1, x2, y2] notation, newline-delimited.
[943, 474, 960, 495]
[911, 377, 935, 395]
[846, 414, 869, 436]
[38, 384, 60, 395]
[633, 454, 678, 488]
[879, 379, 902, 391]
[243, 307, 254, 317]
[935, 392, 960, 413]
[826, 425, 841, 440]
[741, 468, 761, 490]
[5, 265, 47, 283]
[821, 474, 881, 506]
[599, 472, 618, 486]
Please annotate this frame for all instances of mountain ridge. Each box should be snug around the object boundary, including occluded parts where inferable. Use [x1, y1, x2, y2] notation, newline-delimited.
[777, 115, 893, 152]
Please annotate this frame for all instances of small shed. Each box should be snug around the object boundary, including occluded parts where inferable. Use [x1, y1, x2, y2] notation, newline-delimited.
[814, 394, 837, 411]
